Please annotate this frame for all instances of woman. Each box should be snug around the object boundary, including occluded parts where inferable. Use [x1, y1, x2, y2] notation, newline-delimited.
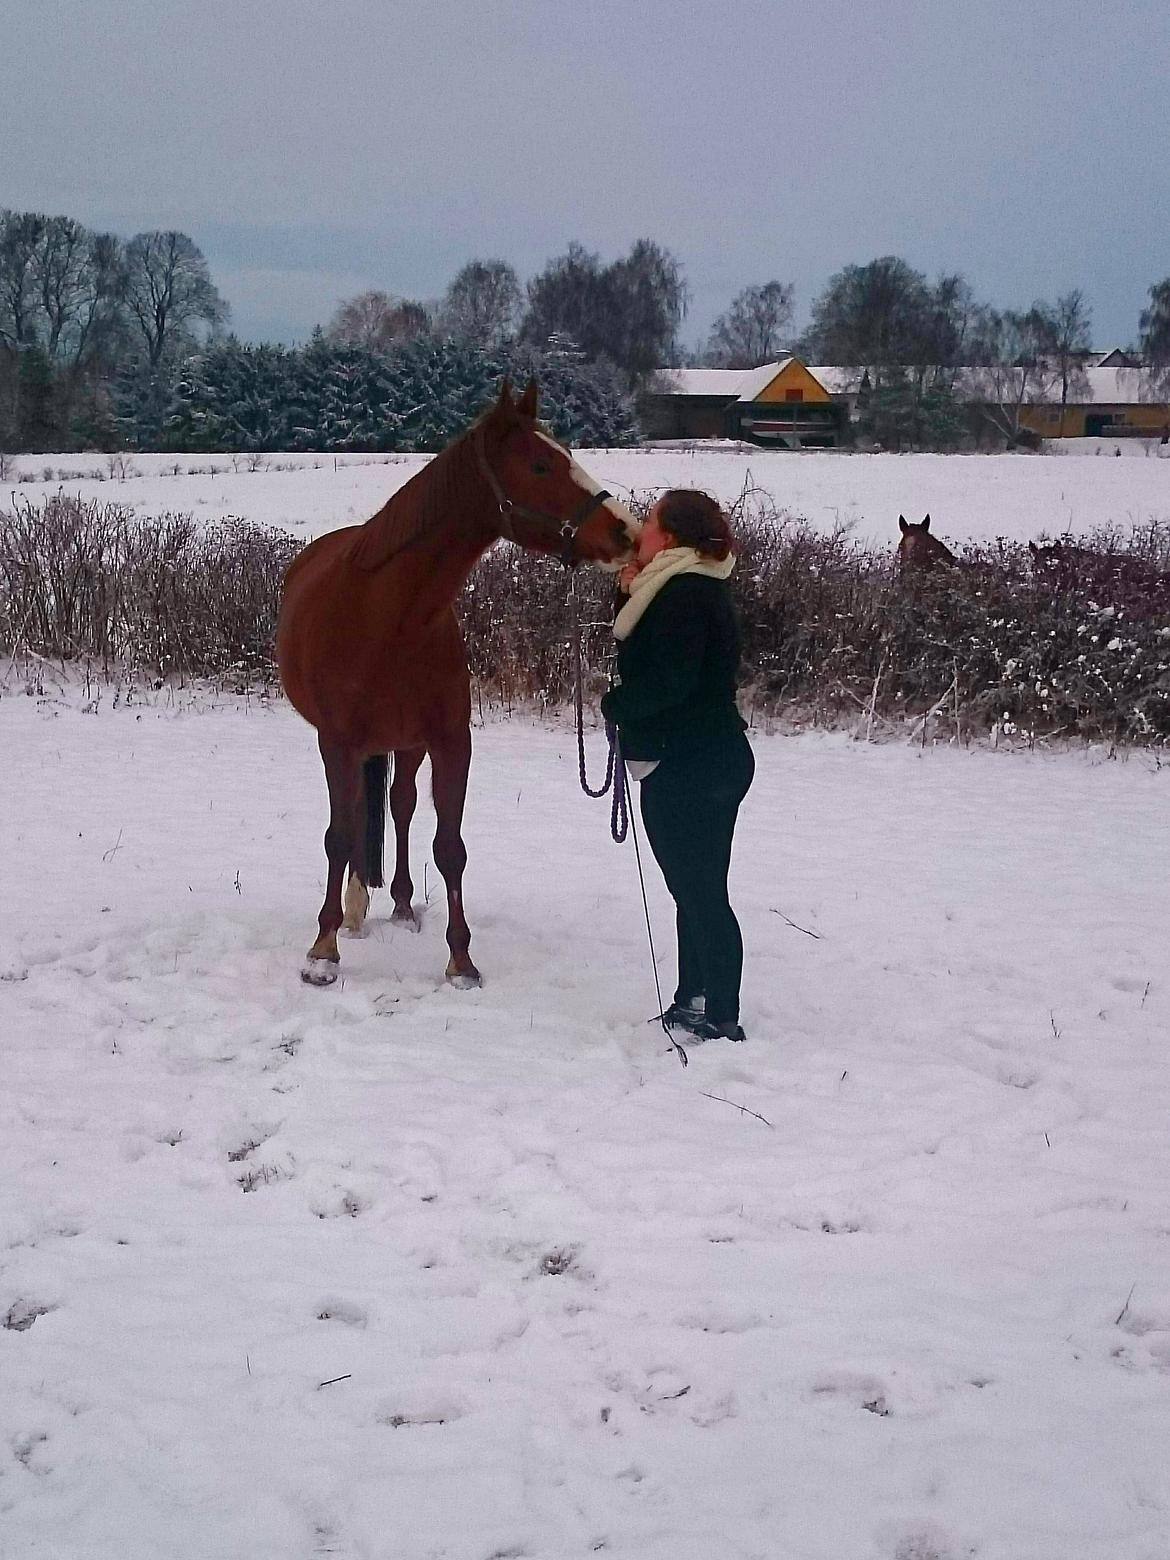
[600, 489, 754, 1043]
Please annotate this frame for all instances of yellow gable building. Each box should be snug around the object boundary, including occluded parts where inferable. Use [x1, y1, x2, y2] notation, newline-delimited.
[645, 359, 845, 447]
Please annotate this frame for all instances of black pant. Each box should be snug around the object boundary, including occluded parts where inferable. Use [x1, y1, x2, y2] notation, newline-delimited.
[638, 735, 755, 1025]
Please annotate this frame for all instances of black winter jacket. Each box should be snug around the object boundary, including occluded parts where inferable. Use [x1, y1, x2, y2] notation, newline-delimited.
[600, 573, 747, 762]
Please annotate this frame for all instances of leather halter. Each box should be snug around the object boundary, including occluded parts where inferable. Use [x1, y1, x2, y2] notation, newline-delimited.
[475, 425, 614, 568]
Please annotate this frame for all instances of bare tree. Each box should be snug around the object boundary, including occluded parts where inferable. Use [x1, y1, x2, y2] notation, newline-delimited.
[33, 217, 126, 368]
[327, 289, 432, 351]
[441, 260, 521, 347]
[1140, 278, 1170, 396]
[1033, 290, 1093, 413]
[967, 308, 1060, 443]
[521, 238, 687, 390]
[0, 210, 46, 348]
[123, 231, 228, 367]
[706, 281, 794, 367]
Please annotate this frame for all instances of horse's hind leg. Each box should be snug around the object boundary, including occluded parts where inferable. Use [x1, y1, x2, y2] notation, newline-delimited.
[428, 727, 480, 987]
[389, 746, 426, 929]
[343, 755, 388, 937]
[304, 740, 362, 985]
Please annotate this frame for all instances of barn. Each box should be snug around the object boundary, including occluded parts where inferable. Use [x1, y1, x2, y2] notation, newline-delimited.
[1014, 363, 1170, 440]
[642, 358, 846, 448]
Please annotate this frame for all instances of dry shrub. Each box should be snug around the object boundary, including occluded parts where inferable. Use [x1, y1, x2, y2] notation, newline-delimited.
[0, 494, 297, 683]
[3, 489, 1168, 743]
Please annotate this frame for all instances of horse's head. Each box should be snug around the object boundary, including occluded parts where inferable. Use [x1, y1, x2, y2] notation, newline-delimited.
[481, 380, 638, 568]
[897, 514, 956, 571]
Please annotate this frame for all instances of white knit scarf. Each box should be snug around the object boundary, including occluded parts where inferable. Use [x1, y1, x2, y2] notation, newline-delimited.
[613, 546, 736, 641]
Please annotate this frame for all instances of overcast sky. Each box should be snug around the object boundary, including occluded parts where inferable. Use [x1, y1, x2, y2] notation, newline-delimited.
[4, 0, 1168, 351]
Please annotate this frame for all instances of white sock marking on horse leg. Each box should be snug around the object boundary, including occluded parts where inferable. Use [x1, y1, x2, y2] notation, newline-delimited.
[341, 876, 370, 935]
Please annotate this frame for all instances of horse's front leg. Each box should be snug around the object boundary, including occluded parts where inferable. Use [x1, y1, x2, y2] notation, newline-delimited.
[304, 739, 362, 985]
[389, 746, 426, 930]
[428, 727, 480, 987]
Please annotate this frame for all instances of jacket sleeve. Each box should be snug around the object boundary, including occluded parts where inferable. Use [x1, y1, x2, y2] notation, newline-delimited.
[601, 577, 710, 726]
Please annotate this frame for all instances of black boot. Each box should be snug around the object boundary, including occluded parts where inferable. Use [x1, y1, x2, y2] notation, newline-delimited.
[688, 1017, 747, 1043]
[653, 999, 706, 1033]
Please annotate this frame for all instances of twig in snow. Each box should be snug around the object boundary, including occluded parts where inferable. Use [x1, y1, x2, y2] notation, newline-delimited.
[770, 909, 822, 940]
[1049, 1010, 1061, 1040]
[834, 680, 898, 734]
[912, 674, 959, 748]
[1043, 1131, 1051, 1148]
[101, 829, 123, 863]
[317, 1374, 352, 1389]
[1141, 981, 1150, 1009]
[700, 1091, 773, 1128]
[1115, 1283, 1137, 1327]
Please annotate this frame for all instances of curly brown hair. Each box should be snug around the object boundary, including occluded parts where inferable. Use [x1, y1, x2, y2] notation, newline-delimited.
[656, 489, 734, 562]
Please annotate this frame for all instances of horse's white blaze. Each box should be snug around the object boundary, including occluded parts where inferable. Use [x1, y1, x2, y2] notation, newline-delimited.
[535, 430, 640, 537]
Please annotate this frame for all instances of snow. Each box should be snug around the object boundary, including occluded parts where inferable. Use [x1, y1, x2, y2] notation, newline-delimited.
[7, 442, 1170, 555]
[654, 363, 793, 400]
[2, 682, 1170, 1559]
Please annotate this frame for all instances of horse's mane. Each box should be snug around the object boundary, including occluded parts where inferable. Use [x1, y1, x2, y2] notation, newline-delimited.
[347, 415, 488, 573]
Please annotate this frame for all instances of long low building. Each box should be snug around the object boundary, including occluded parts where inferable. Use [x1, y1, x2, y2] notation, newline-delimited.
[644, 353, 1170, 447]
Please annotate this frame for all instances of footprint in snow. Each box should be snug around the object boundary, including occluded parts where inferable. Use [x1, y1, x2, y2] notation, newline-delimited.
[12, 1430, 51, 1475]
[315, 1297, 368, 1328]
[308, 1186, 370, 1219]
[3, 1299, 57, 1332]
[0, 940, 28, 982]
[808, 1370, 892, 1417]
[874, 1520, 963, 1560]
[674, 1304, 766, 1334]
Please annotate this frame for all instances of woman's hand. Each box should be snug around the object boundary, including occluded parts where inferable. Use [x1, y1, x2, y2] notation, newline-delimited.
[618, 562, 641, 593]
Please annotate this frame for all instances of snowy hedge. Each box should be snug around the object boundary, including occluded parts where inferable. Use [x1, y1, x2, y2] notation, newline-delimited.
[3, 493, 1168, 743]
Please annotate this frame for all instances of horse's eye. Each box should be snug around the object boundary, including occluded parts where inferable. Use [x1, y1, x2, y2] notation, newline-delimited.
[532, 459, 551, 477]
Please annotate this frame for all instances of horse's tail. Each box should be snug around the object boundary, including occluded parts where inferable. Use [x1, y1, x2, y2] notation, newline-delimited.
[363, 754, 390, 889]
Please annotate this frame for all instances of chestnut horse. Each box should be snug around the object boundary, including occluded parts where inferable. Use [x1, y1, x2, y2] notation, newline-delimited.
[897, 514, 957, 571]
[276, 380, 636, 987]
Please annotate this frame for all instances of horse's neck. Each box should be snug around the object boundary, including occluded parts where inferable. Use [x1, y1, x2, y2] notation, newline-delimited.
[357, 431, 498, 591]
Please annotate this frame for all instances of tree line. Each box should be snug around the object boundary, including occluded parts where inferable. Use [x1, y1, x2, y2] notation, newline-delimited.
[3, 203, 1169, 452]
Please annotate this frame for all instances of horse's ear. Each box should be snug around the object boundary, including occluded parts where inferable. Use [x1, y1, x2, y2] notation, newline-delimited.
[898, 515, 909, 534]
[495, 378, 514, 413]
[922, 514, 931, 531]
[517, 379, 539, 419]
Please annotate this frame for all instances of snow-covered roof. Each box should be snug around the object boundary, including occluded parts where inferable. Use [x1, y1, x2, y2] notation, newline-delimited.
[655, 361, 1166, 407]
[806, 366, 867, 395]
[653, 360, 795, 400]
[956, 366, 1165, 406]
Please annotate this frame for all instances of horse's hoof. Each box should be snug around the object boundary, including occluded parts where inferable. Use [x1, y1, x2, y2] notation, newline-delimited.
[340, 921, 368, 939]
[301, 958, 339, 987]
[392, 906, 422, 933]
[446, 969, 482, 990]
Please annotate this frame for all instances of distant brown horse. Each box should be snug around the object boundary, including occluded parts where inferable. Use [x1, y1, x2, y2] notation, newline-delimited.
[1029, 537, 1170, 614]
[276, 380, 636, 987]
[896, 514, 957, 571]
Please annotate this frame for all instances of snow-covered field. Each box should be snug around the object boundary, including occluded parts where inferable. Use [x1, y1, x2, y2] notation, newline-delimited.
[3, 682, 1170, 1560]
[7, 439, 1170, 552]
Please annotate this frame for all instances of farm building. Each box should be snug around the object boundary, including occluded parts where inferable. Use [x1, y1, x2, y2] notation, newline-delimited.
[1011, 365, 1170, 440]
[643, 359, 846, 447]
[645, 352, 1170, 446]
